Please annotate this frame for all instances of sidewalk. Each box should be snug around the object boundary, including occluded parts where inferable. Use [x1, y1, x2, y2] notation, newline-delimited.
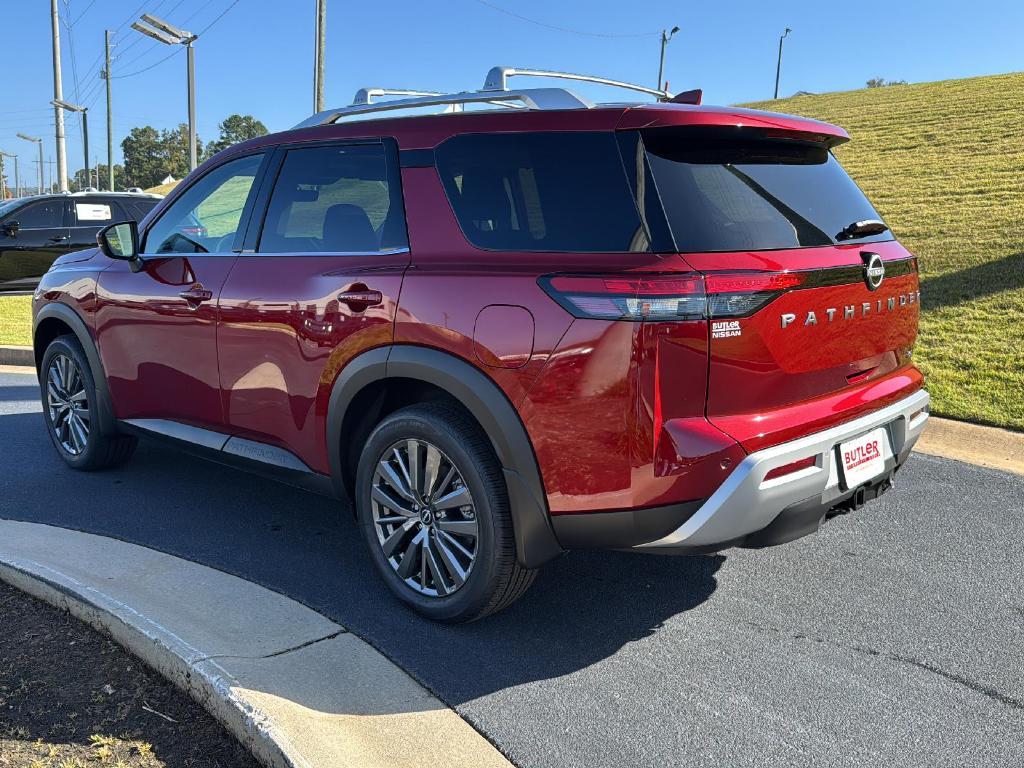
[0, 520, 512, 768]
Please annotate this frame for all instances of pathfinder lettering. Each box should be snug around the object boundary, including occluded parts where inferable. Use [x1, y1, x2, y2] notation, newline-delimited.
[780, 291, 920, 329]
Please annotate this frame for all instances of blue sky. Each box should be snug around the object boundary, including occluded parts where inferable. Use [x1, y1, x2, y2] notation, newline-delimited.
[3, 0, 1023, 180]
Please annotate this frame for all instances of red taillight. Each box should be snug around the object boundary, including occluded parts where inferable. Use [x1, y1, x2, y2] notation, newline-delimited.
[763, 456, 817, 481]
[539, 274, 706, 321]
[539, 271, 804, 322]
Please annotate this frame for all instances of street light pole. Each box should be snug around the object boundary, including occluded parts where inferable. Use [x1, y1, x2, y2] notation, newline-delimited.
[657, 26, 680, 92]
[774, 28, 792, 100]
[131, 13, 199, 171]
[53, 99, 88, 190]
[186, 39, 197, 170]
[17, 134, 44, 195]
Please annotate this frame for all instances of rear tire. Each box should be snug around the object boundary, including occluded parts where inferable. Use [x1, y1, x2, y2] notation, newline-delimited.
[39, 335, 137, 471]
[355, 402, 536, 622]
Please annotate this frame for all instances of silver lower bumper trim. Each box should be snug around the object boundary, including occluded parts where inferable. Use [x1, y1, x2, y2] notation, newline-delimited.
[635, 389, 931, 549]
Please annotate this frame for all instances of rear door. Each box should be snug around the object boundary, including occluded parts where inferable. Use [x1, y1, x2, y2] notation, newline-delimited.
[639, 127, 921, 449]
[217, 139, 409, 472]
[95, 153, 269, 431]
[0, 198, 70, 292]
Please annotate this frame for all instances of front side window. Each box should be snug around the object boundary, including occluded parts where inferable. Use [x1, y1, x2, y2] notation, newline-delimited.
[143, 153, 264, 254]
[258, 143, 406, 254]
[435, 132, 648, 253]
[10, 200, 64, 229]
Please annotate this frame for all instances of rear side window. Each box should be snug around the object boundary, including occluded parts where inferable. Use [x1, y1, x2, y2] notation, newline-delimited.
[71, 200, 128, 226]
[435, 132, 648, 253]
[258, 143, 407, 254]
[642, 128, 891, 252]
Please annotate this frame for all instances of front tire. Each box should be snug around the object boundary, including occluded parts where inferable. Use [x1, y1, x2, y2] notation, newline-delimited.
[39, 335, 137, 470]
[355, 403, 536, 622]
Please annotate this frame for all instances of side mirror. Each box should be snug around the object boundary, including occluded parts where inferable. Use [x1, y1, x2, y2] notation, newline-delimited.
[97, 221, 143, 272]
[2, 220, 19, 237]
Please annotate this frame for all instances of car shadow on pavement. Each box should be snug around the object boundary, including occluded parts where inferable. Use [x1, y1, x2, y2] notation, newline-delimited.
[1, 394, 723, 708]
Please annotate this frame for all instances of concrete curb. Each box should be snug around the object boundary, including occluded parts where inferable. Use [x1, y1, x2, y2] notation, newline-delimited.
[0, 345, 33, 366]
[0, 521, 512, 768]
[916, 416, 1024, 476]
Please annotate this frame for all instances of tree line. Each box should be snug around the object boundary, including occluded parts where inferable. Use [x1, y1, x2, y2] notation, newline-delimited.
[71, 113, 268, 192]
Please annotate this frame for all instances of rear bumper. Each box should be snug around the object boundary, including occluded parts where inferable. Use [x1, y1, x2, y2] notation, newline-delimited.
[633, 388, 930, 552]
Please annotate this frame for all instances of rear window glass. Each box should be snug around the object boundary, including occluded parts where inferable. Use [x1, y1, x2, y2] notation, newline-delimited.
[435, 132, 648, 253]
[642, 129, 891, 252]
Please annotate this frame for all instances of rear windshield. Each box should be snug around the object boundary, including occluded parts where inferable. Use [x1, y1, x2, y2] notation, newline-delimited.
[435, 132, 648, 253]
[642, 128, 891, 252]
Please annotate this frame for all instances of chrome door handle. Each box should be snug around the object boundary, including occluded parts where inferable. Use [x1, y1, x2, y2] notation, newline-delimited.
[178, 287, 213, 303]
[48, 235, 70, 243]
[337, 289, 383, 311]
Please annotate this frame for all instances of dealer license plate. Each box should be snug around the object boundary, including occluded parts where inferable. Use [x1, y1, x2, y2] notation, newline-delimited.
[838, 427, 887, 489]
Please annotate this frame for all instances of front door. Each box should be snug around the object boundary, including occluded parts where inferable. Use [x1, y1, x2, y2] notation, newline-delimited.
[95, 152, 268, 431]
[217, 141, 409, 473]
[0, 198, 70, 292]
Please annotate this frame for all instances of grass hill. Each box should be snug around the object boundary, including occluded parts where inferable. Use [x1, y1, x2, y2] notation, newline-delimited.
[746, 72, 1024, 431]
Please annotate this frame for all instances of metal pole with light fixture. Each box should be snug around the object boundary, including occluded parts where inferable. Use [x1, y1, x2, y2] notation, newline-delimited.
[17, 134, 44, 195]
[314, 0, 327, 112]
[131, 13, 199, 171]
[53, 99, 88, 190]
[657, 26, 680, 92]
[774, 28, 792, 99]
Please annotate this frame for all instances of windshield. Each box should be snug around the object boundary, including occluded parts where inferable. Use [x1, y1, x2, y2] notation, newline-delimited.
[642, 128, 892, 253]
[0, 198, 25, 219]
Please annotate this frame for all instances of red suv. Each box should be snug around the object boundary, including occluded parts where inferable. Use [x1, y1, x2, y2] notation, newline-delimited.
[33, 68, 929, 622]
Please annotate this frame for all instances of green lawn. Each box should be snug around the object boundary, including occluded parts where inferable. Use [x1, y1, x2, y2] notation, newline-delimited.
[0, 295, 32, 347]
[745, 72, 1024, 431]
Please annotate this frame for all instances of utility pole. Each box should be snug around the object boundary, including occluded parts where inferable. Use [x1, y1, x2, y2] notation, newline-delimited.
[50, 0, 69, 192]
[314, 0, 327, 112]
[774, 28, 792, 99]
[104, 30, 114, 190]
[0, 155, 6, 200]
[657, 26, 680, 92]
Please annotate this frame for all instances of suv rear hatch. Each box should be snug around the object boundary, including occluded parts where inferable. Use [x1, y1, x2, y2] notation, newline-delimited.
[639, 125, 923, 451]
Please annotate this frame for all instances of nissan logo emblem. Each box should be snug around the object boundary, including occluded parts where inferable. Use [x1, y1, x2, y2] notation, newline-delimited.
[863, 252, 885, 291]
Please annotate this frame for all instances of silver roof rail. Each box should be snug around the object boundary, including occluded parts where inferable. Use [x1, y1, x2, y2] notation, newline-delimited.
[292, 64, 669, 129]
[483, 66, 670, 101]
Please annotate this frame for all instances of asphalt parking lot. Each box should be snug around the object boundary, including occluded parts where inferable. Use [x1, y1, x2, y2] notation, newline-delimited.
[2, 369, 1022, 768]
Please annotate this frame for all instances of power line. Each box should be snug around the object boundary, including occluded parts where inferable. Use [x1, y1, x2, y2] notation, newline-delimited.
[468, 0, 659, 38]
[70, 0, 96, 25]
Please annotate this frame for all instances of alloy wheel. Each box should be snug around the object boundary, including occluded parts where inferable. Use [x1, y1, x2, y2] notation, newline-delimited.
[370, 438, 479, 597]
[46, 354, 90, 456]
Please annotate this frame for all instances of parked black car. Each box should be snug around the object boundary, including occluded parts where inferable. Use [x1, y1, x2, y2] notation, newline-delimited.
[0, 192, 161, 293]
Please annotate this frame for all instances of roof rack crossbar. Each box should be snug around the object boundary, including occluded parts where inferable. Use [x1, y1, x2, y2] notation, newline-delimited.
[292, 64, 672, 129]
[483, 66, 670, 100]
